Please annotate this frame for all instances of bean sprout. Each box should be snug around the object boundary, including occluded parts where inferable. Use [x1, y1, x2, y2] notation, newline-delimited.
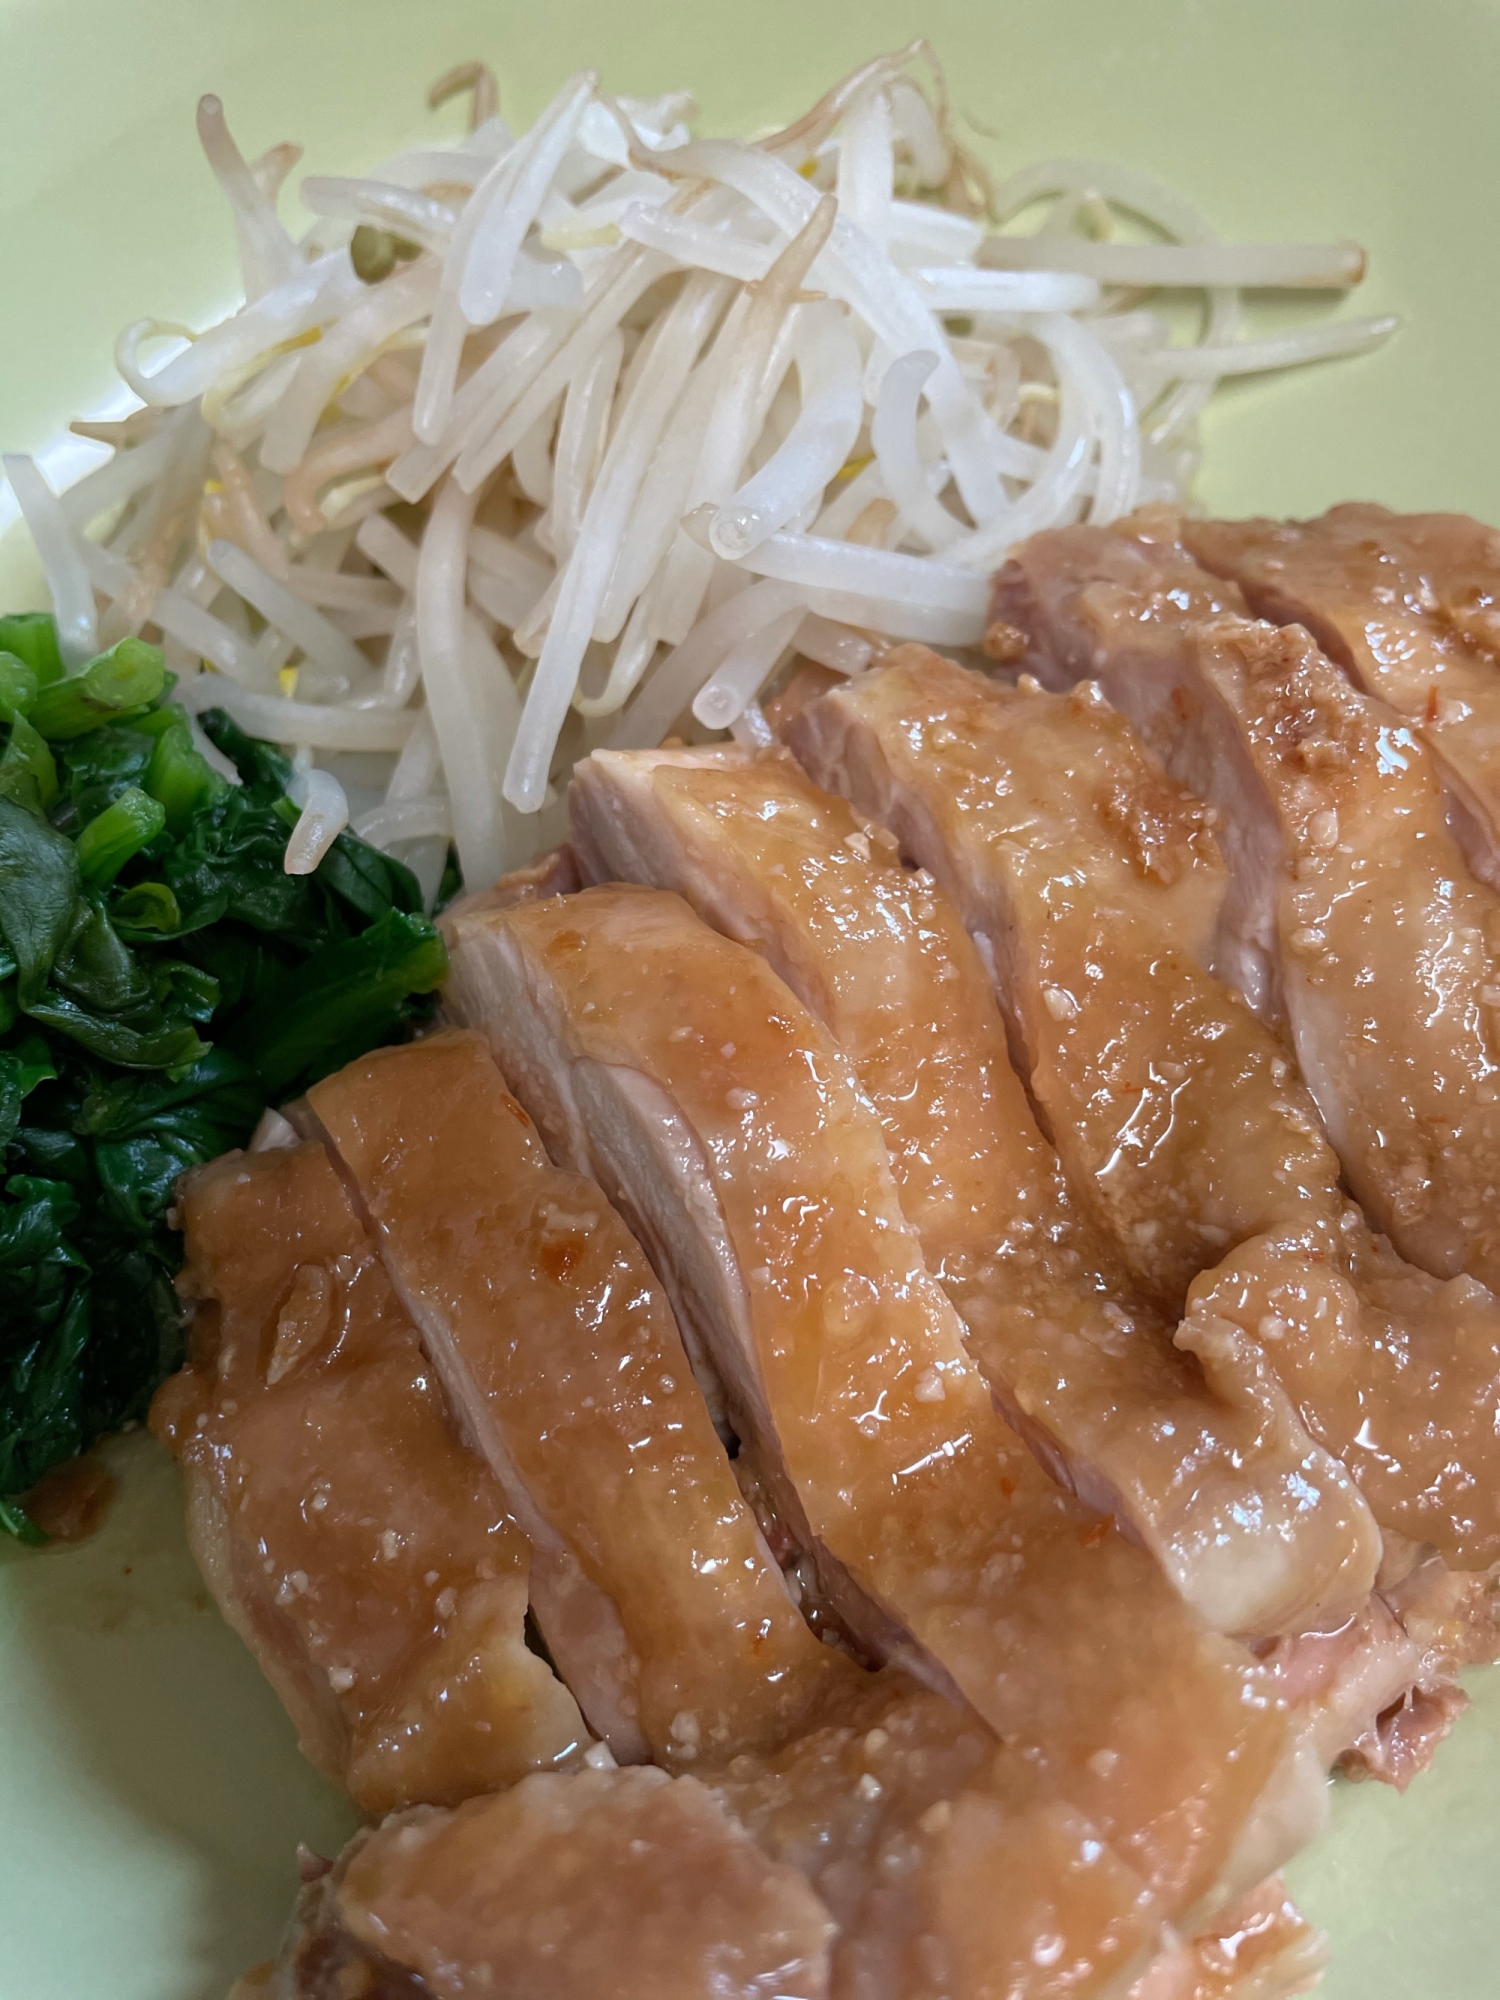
[284, 765, 350, 874]
[3, 455, 99, 664]
[3, 47, 1394, 885]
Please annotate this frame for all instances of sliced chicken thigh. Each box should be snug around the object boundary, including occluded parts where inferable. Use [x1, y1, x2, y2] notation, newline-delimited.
[788, 647, 1500, 1573]
[444, 885, 1316, 1924]
[992, 522, 1500, 1572]
[150, 1142, 586, 1813]
[711, 1675, 1162, 2000]
[307, 1028, 851, 1769]
[273, 1767, 836, 2000]
[286, 1042, 1169, 1996]
[1184, 504, 1500, 889]
[567, 743, 1378, 1639]
[788, 653, 1327, 1313]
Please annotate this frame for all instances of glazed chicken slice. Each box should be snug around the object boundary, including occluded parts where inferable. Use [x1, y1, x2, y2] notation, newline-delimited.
[270, 1744, 1218, 2000]
[711, 1629, 1327, 2000]
[1133, 610, 1500, 1294]
[444, 884, 1319, 1926]
[992, 507, 1249, 698]
[228, 1069, 1171, 1989]
[263, 1742, 1315, 2000]
[993, 511, 1266, 1019]
[272, 1767, 836, 2000]
[149, 1141, 587, 1815]
[709, 1674, 1165, 2000]
[997, 519, 1500, 1567]
[442, 839, 585, 921]
[789, 645, 1500, 1575]
[1255, 1587, 1471, 1795]
[298, 1030, 1186, 1991]
[573, 744, 1490, 1782]
[1181, 504, 1500, 889]
[996, 518, 1500, 1284]
[786, 651, 1334, 1316]
[568, 747, 1060, 1285]
[1124, 1878, 1326, 2000]
[568, 742, 1378, 1640]
[277, 1045, 1168, 1992]
[306, 1028, 851, 1769]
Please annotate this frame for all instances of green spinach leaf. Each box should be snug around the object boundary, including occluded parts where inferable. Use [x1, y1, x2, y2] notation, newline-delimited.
[0, 624, 450, 1537]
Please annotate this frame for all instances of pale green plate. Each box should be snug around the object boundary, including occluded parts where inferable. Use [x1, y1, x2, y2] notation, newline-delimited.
[1, 2, 1497, 1993]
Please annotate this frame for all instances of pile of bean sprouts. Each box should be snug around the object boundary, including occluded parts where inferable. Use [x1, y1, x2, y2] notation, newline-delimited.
[1, 45, 1395, 900]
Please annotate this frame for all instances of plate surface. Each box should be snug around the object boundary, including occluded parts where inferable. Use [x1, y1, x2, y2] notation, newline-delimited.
[1, 2, 1498, 1994]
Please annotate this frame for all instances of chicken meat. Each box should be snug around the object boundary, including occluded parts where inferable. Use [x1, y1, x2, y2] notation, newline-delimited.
[1182, 504, 1500, 891]
[270, 1767, 836, 2000]
[443, 885, 1321, 1929]
[150, 1141, 587, 1814]
[788, 645, 1500, 1578]
[305, 1028, 852, 1768]
[566, 742, 1377, 1641]
[991, 517, 1500, 1577]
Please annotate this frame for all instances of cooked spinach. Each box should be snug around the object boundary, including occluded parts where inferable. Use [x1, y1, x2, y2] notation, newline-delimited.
[0, 622, 448, 1537]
